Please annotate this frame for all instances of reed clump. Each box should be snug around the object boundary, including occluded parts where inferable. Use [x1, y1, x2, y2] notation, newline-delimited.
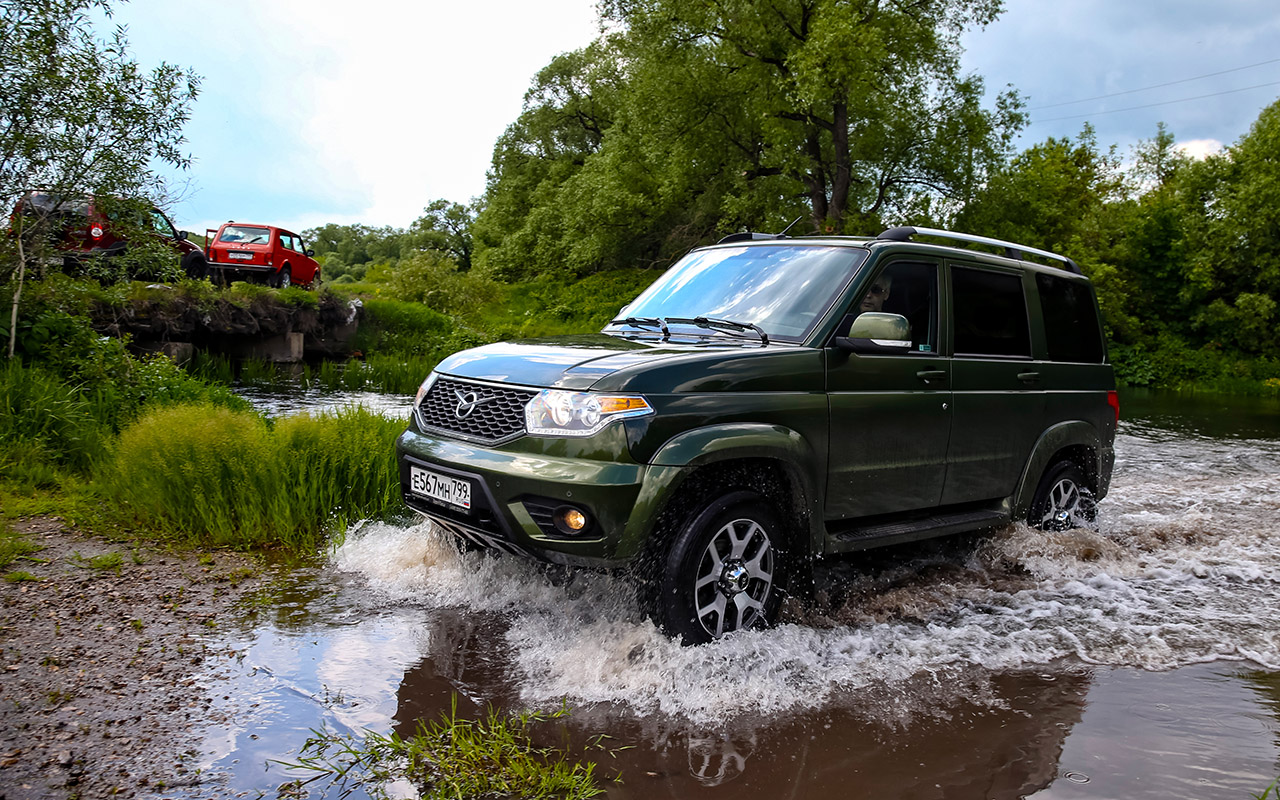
[102, 403, 403, 550]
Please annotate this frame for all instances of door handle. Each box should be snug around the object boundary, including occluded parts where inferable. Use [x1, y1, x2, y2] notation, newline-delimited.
[1017, 371, 1041, 383]
[916, 370, 947, 383]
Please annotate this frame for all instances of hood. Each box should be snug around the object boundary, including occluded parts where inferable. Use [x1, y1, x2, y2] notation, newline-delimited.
[434, 334, 751, 390]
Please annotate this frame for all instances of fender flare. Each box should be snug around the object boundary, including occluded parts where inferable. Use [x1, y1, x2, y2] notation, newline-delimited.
[619, 423, 825, 558]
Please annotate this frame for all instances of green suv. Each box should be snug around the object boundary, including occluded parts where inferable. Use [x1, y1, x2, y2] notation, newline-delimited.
[396, 227, 1118, 644]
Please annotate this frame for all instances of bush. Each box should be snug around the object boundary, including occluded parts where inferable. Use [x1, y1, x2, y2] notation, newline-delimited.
[102, 403, 403, 550]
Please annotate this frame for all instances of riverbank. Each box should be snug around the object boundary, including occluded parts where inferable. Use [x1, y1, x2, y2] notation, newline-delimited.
[0, 517, 262, 799]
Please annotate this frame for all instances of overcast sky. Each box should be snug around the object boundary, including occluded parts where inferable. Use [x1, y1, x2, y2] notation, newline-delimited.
[110, 0, 1280, 236]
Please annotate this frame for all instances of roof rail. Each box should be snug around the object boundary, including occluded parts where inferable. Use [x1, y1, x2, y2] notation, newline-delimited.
[876, 226, 1082, 275]
[717, 231, 786, 244]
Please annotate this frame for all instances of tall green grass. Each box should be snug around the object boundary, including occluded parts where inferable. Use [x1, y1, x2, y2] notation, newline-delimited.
[0, 361, 108, 473]
[101, 403, 404, 550]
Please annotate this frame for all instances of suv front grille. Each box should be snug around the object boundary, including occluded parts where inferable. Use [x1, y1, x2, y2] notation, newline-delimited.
[415, 377, 536, 444]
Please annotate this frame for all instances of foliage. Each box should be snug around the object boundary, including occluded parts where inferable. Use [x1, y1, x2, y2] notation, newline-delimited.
[305, 199, 477, 280]
[473, 1, 1023, 280]
[101, 403, 403, 550]
[279, 698, 614, 800]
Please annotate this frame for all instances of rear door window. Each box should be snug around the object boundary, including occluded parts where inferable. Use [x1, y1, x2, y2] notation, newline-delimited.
[951, 266, 1031, 358]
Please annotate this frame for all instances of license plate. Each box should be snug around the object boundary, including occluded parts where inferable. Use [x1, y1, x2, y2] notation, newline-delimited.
[228, 251, 253, 260]
[409, 466, 472, 510]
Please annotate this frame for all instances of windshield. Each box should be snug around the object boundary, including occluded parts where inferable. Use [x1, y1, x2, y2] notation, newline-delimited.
[613, 244, 867, 341]
[218, 225, 271, 244]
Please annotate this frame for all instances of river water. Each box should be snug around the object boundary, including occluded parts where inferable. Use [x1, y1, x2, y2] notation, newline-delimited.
[193, 388, 1280, 798]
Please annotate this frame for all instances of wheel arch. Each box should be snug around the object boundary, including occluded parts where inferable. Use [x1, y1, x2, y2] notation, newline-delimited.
[626, 423, 823, 565]
[1012, 421, 1104, 519]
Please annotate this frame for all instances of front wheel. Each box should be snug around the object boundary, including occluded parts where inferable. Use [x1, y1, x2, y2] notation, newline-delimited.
[657, 491, 788, 645]
[1028, 461, 1096, 531]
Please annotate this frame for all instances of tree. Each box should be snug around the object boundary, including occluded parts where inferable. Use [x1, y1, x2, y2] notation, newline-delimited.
[2, 0, 199, 354]
[407, 199, 476, 269]
[1179, 98, 1280, 354]
[1, 0, 199, 217]
[473, 0, 1023, 280]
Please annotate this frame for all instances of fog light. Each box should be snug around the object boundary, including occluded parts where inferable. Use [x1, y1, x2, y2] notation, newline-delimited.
[555, 506, 589, 535]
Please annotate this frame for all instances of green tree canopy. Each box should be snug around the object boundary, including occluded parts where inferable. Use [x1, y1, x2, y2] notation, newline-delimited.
[473, 0, 1024, 280]
[0, 0, 199, 216]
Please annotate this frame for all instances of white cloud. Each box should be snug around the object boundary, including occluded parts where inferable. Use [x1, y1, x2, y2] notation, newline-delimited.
[114, 0, 600, 231]
[1174, 138, 1224, 160]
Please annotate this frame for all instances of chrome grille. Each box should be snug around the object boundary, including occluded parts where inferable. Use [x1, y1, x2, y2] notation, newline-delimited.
[415, 377, 536, 444]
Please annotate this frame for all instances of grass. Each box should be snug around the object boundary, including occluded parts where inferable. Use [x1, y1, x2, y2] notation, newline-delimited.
[0, 525, 41, 571]
[0, 361, 109, 472]
[279, 697, 618, 800]
[99, 402, 404, 550]
[1257, 779, 1280, 800]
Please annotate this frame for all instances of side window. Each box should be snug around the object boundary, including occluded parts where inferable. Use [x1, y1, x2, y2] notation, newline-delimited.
[845, 261, 939, 353]
[150, 210, 176, 238]
[1037, 273, 1105, 362]
[278, 233, 292, 251]
[951, 266, 1031, 358]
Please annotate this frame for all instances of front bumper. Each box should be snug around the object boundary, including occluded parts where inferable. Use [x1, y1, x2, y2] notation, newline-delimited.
[395, 426, 654, 568]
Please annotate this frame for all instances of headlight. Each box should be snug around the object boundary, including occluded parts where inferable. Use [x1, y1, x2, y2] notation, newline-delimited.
[414, 372, 438, 407]
[525, 390, 653, 437]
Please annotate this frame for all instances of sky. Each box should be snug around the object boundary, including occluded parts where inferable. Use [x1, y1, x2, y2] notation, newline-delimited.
[107, 0, 1280, 236]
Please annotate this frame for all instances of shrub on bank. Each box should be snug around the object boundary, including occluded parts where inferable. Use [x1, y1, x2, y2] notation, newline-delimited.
[102, 403, 403, 550]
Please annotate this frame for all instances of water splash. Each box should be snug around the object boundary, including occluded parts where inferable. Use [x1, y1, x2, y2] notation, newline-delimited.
[332, 430, 1280, 721]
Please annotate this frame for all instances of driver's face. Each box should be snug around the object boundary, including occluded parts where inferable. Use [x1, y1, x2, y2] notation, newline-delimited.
[860, 279, 891, 313]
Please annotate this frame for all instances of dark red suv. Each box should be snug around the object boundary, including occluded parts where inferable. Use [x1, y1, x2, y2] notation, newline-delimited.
[10, 191, 206, 276]
[204, 222, 321, 289]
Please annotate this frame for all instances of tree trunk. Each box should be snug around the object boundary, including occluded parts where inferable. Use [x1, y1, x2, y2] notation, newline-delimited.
[8, 233, 26, 360]
[828, 101, 852, 232]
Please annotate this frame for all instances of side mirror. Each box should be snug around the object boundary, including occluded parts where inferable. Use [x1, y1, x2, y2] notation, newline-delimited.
[833, 312, 913, 354]
[306, 249, 315, 257]
[177, 230, 189, 241]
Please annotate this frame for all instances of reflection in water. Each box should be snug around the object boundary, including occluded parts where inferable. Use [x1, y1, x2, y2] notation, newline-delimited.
[178, 391, 1280, 797]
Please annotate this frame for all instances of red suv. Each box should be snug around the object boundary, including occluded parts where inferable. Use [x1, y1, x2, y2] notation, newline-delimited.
[11, 191, 206, 276]
[204, 223, 321, 289]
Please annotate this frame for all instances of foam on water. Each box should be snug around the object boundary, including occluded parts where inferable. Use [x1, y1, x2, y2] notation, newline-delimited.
[332, 429, 1280, 721]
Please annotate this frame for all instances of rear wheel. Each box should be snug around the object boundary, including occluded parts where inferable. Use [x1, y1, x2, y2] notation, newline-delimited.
[183, 253, 208, 280]
[657, 491, 788, 645]
[270, 265, 291, 289]
[1028, 461, 1096, 531]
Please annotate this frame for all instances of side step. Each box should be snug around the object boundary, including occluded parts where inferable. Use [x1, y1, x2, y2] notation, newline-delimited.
[829, 508, 1010, 552]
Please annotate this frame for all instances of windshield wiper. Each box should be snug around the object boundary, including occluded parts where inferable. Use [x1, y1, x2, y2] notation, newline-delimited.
[664, 316, 769, 345]
[608, 316, 671, 338]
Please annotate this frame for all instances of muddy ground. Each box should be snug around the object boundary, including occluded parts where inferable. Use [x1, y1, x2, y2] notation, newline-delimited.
[0, 517, 264, 799]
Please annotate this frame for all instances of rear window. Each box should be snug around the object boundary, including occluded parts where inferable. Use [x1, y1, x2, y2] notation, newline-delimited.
[19, 192, 88, 217]
[218, 226, 271, 244]
[1037, 273, 1105, 363]
[952, 266, 1031, 357]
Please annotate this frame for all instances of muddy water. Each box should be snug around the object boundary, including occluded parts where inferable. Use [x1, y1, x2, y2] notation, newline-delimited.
[189, 389, 1280, 798]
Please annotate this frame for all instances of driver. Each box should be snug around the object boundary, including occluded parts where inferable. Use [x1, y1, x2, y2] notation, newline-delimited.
[859, 272, 892, 314]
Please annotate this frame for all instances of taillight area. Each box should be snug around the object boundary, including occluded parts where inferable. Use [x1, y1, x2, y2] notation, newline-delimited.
[89, 225, 104, 240]
[1107, 390, 1120, 425]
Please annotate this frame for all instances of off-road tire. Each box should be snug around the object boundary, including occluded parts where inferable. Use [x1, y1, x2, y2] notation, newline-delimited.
[270, 266, 291, 289]
[1028, 460, 1097, 531]
[657, 490, 788, 645]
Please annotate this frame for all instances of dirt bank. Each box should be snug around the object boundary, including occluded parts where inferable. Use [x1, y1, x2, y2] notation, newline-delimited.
[0, 517, 262, 799]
